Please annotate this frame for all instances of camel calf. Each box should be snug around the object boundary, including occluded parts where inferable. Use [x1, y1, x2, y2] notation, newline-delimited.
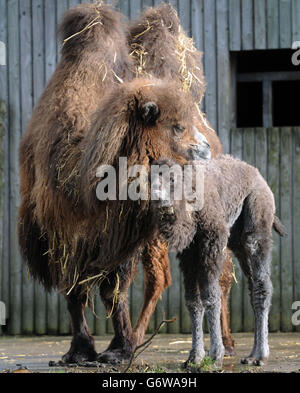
[150, 155, 285, 367]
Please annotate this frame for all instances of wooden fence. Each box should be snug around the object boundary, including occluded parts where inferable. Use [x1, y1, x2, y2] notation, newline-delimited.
[0, 0, 299, 335]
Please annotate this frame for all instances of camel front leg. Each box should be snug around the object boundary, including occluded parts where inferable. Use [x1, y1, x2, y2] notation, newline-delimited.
[97, 261, 137, 364]
[62, 292, 97, 363]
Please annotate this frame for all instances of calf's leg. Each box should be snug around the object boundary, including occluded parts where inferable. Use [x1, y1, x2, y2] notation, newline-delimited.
[179, 230, 226, 367]
[238, 234, 273, 365]
[181, 264, 205, 365]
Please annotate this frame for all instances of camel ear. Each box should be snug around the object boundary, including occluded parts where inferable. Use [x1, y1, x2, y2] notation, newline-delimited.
[140, 102, 160, 125]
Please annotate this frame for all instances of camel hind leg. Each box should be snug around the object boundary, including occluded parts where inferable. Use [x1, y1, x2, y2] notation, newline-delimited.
[229, 194, 273, 365]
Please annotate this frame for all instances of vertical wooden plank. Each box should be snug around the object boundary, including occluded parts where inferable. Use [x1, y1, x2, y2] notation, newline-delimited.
[203, 0, 217, 131]
[8, 0, 22, 335]
[230, 53, 237, 128]
[142, 0, 154, 10]
[118, 0, 130, 16]
[267, 0, 279, 49]
[56, 0, 68, 63]
[242, 0, 254, 50]
[0, 0, 10, 325]
[191, 0, 204, 51]
[280, 127, 293, 331]
[229, 128, 243, 332]
[167, 252, 180, 333]
[229, 0, 241, 51]
[20, 0, 34, 334]
[155, 280, 168, 334]
[178, 0, 191, 36]
[129, 0, 142, 19]
[255, 128, 268, 179]
[94, 294, 107, 335]
[180, 270, 191, 333]
[68, 0, 81, 9]
[167, 0, 179, 12]
[292, 0, 300, 42]
[279, 0, 292, 48]
[267, 127, 281, 331]
[45, 0, 59, 335]
[32, 0, 47, 335]
[263, 80, 273, 128]
[242, 128, 255, 332]
[0, 101, 5, 334]
[85, 306, 95, 335]
[293, 127, 300, 332]
[191, 0, 205, 112]
[216, 0, 230, 154]
[107, 311, 114, 334]
[254, 0, 267, 49]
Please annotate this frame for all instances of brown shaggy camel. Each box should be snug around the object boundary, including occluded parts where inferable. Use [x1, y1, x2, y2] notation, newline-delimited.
[98, 3, 234, 364]
[150, 155, 285, 367]
[18, 3, 209, 364]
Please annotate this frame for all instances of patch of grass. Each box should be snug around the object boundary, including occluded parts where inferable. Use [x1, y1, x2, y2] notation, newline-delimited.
[186, 357, 221, 373]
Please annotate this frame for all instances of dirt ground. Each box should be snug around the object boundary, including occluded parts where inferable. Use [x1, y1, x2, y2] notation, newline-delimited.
[0, 332, 300, 373]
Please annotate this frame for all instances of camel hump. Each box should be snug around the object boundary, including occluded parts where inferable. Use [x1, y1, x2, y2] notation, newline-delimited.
[58, 3, 127, 53]
[130, 3, 180, 37]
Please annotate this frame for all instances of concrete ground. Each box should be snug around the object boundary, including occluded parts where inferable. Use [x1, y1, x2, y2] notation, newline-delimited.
[0, 333, 300, 373]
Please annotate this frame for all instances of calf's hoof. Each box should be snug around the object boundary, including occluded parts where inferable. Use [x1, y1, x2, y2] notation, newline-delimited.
[241, 357, 267, 366]
[182, 349, 205, 369]
[210, 344, 225, 368]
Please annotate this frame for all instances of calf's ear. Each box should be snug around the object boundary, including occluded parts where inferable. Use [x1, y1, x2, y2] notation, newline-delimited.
[140, 102, 160, 125]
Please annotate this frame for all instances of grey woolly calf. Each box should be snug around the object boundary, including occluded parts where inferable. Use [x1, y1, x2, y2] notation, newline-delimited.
[150, 154, 285, 367]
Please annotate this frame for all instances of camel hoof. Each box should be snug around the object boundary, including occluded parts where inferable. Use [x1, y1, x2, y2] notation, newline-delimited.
[97, 350, 132, 365]
[224, 346, 236, 357]
[61, 348, 97, 364]
[241, 357, 266, 366]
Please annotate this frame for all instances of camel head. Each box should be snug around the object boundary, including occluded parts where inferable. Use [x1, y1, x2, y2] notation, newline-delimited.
[80, 78, 209, 208]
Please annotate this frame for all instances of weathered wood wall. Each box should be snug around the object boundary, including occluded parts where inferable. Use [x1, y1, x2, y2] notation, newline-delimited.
[0, 0, 299, 335]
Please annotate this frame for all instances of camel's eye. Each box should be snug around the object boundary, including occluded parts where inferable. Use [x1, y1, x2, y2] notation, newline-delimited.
[173, 124, 185, 135]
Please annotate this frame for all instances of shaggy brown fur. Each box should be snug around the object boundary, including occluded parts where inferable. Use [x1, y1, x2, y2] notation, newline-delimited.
[150, 155, 285, 367]
[100, 3, 233, 364]
[18, 4, 208, 364]
[19, 3, 133, 289]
